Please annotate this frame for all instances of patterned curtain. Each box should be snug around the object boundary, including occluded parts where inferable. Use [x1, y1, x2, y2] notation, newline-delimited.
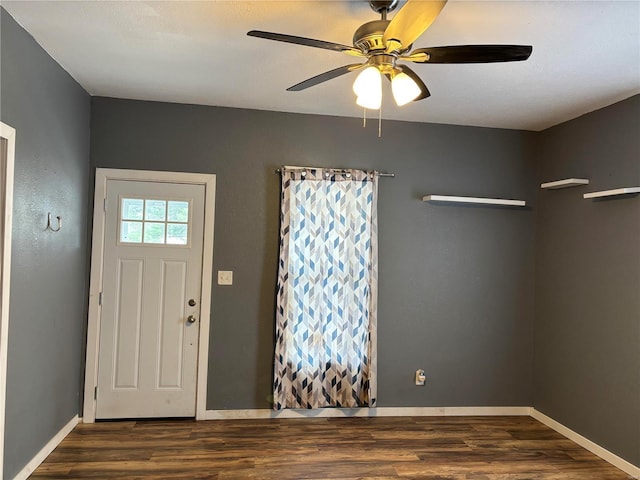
[274, 167, 378, 410]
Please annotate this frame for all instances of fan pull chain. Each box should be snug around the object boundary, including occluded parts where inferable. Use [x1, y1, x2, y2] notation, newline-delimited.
[378, 102, 382, 138]
[363, 106, 367, 128]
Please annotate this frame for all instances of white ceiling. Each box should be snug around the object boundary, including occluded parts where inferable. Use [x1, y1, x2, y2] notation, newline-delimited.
[3, 0, 640, 131]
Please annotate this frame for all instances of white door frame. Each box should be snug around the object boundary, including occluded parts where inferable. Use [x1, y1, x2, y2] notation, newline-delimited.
[0, 122, 16, 476]
[83, 168, 216, 423]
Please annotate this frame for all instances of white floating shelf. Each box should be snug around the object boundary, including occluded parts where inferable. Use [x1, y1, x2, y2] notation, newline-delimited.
[583, 187, 640, 199]
[422, 195, 526, 207]
[541, 178, 590, 189]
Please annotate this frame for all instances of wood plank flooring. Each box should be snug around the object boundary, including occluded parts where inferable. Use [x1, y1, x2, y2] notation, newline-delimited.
[31, 416, 634, 479]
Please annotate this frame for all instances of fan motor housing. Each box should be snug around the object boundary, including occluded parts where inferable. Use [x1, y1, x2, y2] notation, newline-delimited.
[369, 53, 398, 75]
[353, 20, 390, 52]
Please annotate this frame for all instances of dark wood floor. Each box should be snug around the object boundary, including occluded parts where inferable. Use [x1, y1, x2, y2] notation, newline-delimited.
[31, 416, 633, 479]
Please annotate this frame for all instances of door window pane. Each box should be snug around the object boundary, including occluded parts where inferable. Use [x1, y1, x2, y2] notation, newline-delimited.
[167, 223, 188, 245]
[145, 200, 166, 221]
[122, 198, 144, 220]
[167, 201, 189, 222]
[143, 222, 166, 244]
[121, 221, 143, 243]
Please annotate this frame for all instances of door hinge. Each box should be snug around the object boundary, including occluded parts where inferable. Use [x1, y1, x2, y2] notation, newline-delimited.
[98, 292, 103, 306]
[94, 386, 97, 400]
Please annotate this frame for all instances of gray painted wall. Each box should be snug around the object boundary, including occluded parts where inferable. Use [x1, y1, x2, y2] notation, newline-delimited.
[1, 9, 91, 479]
[90, 97, 538, 411]
[6, 3, 636, 471]
[534, 94, 640, 465]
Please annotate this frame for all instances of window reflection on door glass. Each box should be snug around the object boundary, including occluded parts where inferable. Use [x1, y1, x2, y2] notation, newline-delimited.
[121, 221, 143, 243]
[167, 223, 188, 245]
[167, 201, 189, 222]
[145, 200, 166, 221]
[122, 199, 144, 220]
[143, 222, 165, 244]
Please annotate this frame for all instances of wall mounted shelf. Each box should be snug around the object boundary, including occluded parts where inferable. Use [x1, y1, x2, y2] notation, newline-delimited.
[541, 178, 589, 189]
[583, 187, 640, 199]
[422, 195, 526, 207]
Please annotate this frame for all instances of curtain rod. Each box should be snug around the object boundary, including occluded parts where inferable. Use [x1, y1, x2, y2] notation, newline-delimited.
[274, 168, 395, 178]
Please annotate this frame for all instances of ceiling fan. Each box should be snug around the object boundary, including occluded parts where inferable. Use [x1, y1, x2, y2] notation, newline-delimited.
[248, 0, 532, 109]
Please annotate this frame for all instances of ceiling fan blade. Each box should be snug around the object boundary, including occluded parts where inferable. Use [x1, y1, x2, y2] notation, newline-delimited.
[404, 45, 533, 63]
[398, 65, 431, 101]
[287, 64, 366, 91]
[383, 0, 447, 53]
[247, 30, 364, 57]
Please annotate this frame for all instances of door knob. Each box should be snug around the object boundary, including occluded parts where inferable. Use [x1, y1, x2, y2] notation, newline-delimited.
[188, 299, 197, 307]
[186, 315, 197, 324]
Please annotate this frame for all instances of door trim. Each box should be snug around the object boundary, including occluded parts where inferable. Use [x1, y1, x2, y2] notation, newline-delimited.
[83, 168, 216, 423]
[0, 122, 16, 476]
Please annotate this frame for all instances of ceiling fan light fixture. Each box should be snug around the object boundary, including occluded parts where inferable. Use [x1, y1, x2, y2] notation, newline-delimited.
[248, 0, 533, 118]
[391, 72, 421, 106]
[356, 93, 382, 110]
[353, 66, 382, 109]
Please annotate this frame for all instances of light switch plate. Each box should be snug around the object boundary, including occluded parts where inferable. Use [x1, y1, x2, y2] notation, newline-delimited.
[218, 270, 233, 285]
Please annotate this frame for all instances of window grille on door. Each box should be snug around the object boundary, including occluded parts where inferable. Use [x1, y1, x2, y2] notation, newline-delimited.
[119, 197, 191, 246]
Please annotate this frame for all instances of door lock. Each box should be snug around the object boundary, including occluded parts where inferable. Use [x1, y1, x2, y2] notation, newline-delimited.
[186, 315, 197, 324]
[188, 299, 197, 307]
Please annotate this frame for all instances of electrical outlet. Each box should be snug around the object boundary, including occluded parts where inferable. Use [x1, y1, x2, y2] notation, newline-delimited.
[415, 369, 426, 386]
[217, 270, 233, 285]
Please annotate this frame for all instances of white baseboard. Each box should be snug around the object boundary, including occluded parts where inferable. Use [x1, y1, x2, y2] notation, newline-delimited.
[531, 408, 639, 479]
[443, 406, 532, 416]
[203, 406, 531, 420]
[12, 414, 78, 480]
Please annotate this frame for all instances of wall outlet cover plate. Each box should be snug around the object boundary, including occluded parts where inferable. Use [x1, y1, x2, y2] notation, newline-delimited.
[218, 270, 233, 285]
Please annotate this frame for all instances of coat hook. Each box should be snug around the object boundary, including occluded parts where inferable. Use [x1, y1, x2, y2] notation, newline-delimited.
[46, 212, 62, 232]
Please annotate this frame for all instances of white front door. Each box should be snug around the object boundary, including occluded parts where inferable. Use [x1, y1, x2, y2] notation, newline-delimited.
[96, 179, 205, 418]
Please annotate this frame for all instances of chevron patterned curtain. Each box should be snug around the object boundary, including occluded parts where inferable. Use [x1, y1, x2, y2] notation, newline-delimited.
[274, 167, 378, 410]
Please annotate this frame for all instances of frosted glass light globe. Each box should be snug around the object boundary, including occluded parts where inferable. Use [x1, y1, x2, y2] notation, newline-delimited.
[391, 72, 421, 106]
